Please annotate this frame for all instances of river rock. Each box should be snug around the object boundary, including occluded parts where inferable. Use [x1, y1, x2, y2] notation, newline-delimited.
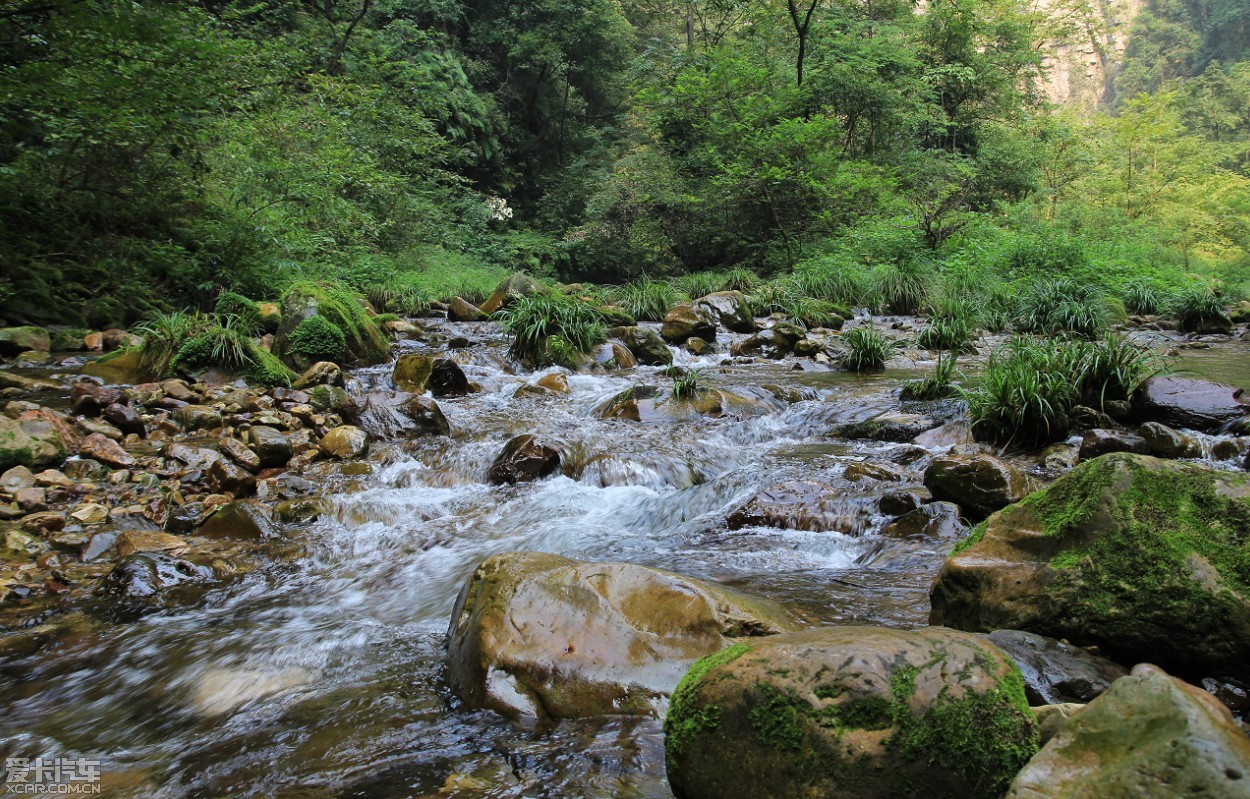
[617, 327, 672, 366]
[175, 405, 223, 432]
[429, 358, 470, 397]
[205, 458, 256, 497]
[661, 304, 717, 344]
[1135, 376, 1250, 432]
[273, 286, 389, 366]
[924, 453, 1034, 519]
[102, 403, 146, 438]
[1137, 421, 1202, 459]
[930, 453, 1250, 678]
[248, 426, 293, 468]
[219, 436, 260, 471]
[1, 465, 36, 494]
[536, 372, 570, 394]
[0, 416, 70, 472]
[594, 341, 639, 370]
[731, 324, 805, 359]
[664, 626, 1039, 799]
[835, 411, 940, 443]
[727, 480, 869, 535]
[479, 273, 546, 315]
[399, 396, 451, 436]
[445, 551, 798, 719]
[196, 502, 277, 540]
[191, 667, 314, 716]
[1077, 428, 1149, 460]
[0, 326, 51, 356]
[448, 296, 487, 322]
[694, 291, 754, 333]
[319, 426, 369, 460]
[93, 552, 216, 613]
[116, 530, 187, 558]
[70, 382, 125, 416]
[487, 434, 561, 484]
[881, 502, 966, 539]
[1006, 664, 1250, 799]
[82, 347, 144, 385]
[393, 354, 434, 393]
[306, 385, 357, 420]
[78, 432, 135, 469]
[292, 361, 343, 390]
[987, 630, 1128, 705]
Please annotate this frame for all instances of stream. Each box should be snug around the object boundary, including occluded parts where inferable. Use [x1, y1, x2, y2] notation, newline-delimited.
[1, 320, 1247, 798]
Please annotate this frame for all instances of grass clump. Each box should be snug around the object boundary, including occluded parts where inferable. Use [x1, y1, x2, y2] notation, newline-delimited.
[874, 260, 933, 315]
[1171, 282, 1232, 332]
[842, 326, 901, 372]
[902, 353, 959, 400]
[1120, 281, 1167, 315]
[609, 276, 689, 322]
[213, 291, 261, 334]
[288, 315, 348, 363]
[134, 310, 208, 380]
[168, 313, 294, 387]
[1015, 278, 1111, 339]
[501, 293, 607, 369]
[917, 317, 975, 352]
[672, 368, 704, 399]
[680, 271, 725, 300]
[962, 335, 1163, 448]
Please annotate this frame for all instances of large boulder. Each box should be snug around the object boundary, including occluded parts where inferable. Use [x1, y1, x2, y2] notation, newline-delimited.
[1006, 664, 1250, 799]
[479, 273, 546, 316]
[930, 453, 1250, 678]
[1137, 421, 1202, 459]
[0, 416, 70, 472]
[660, 304, 718, 345]
[448, 296, 488, 322]
[392, 354, 434, 393]
[924, 453, 1035, 520]
[616, 326, 672, 366]
[0, 326, 51, 356]
[445, 552, 797, 720]
[399, 396, 451, 437]
[1135, 376, 1250, 432]
[487, 434, 561, 484]
[694, 291, 754, 333]
[82, 347, 144, 385]
[273, 285, 389, 366]
[664, 626, 1039, 799]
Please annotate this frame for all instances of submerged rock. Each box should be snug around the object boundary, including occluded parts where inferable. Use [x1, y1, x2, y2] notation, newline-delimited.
[881, 501, 966, 539]
[487, 434, 561, 484]
[1006, 664, 1250, 799]
[727, 480, 871, 535]
[445, 551, 797, 719]
[94, 552, 216, 615]
[930, 453, 1250, 678]
[664, 626, 1038, 799]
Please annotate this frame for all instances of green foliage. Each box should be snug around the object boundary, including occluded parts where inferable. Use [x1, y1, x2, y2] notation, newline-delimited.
[917, 318, 975, 352]
[1172, 282, 1232, 332]
[672, 368, 704, 399]
[161, 310, 294, 387]
[500, 294, 606, 368]
[963, 336, 1165, 447]
[608, 277, 688, 322]
[874, 260, 933, 315]
[902, 353, 960, 400]
[283, 281, 388, 363]
[842, 326, 901, 372]
[288, 315, 348, 364]
[1120, 281, 1168, 315]
[1016, 278, 1111, 339]
[134, 310, 208, 381]
[214, 292, 261, 335]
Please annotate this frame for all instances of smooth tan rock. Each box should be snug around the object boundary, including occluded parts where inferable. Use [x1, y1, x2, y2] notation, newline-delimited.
[319, 426, 369, 460]
[392, 354, 434, 393]
[446, 552, 798, 720]
[116, 530, 187, 558]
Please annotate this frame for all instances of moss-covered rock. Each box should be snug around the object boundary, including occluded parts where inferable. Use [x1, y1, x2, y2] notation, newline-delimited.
[660, 304, 718, 344]
[0, 416, 70, 472]
[930, 453, 1250, 678]
[273, 282, 389, 366]
[0, 326, 51, 356]
[82, 347, 145, 385]
[445, 552, 798, 720]
[392, 353, 435, 393]
[1006, 664, 1250, 798]
[287, 314, 347, 364]
[664, 626, 1038, 799]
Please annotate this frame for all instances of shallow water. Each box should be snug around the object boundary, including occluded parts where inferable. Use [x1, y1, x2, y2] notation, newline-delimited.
[1, 321, 1246, 798]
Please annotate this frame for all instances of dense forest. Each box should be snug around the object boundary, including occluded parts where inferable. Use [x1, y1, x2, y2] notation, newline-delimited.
[2, 0, 1250, 326]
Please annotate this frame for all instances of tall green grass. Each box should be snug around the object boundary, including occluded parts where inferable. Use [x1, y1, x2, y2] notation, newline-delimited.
[500, 293, 607, 368]
[842, 326, 901, 372]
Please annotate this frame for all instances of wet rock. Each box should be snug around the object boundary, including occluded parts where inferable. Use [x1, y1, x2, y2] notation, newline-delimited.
[15, 487, 47, 512]
[835, 411, 940, 443]
[0, 371, 61, 393]
[79, 433, 136, 468]
[536, 372, 570, 394]
[1137, 421, 1202, 459]
[292, 361, 343, 390]
[1032, 703, 1084, 745]
[248, 426, 293, 469]
[116, 530, 187, 558]
[1135, 376, 1250, 432]
[205, 458, 257, 497]
[448, 296, 488, 322]
[392, 354, 434, 393]
[488, 435, 561, 484]
[274, 497, 330, 524]
[166, 443, 221, 471]
[1006, 664, 1250, 799]
[70, 382, 125, 416]
[1039, 442, 1081, 472]
[844, 461, 910, 482]
[727, 480, 869, 535]
[398, 396, 451, 437]
[661, 304, 718, 344]
[102, 403, 146, 438]
[175, 405, 223, 432]
[594, 341, 639, 370]
[987, 630, 1128, 705]
[196, 502, 277, 540]
[82, 347, 144, 385]
[160, 379, 198, 402]
[617, 327, 672, 366]
[70, 503, 110, 525]
[479, 273, 546, 315]
[6, 528, 49, 556]
[1, 465, 36, 494]
[319, 425, 369, 460]
[77, 417, 123, 441]
[446, 551, 797, 719]
[1068, 404, 1117, 431]
[429, 358, 470, 397]
[306, 384, 357, 420]
[93, 551, 215, 609]
[1077, 428, 1149, 460]
[191, 667, 313, 716]
[924, 453, 1034, 520]
[0, 415, 70, 471]
[0, 326, 51, 356]
[164, 502, 206, 535]
[694, 291, 754, 333]
[731, 325, 804, 359]
[219, 436, 260, 471]
[930, 454, 1250, 678]
[881, 502, 966, 539]
[879, 487, 931, 516]
[665, 626, 1039, 799]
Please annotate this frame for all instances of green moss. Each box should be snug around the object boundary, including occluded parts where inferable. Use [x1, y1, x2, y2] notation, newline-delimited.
[950, 522, 987, 556]
[92, 346, 133, 365]
[748, 683, 807, 750]
[288, 314, 347, 363]
[214, 291, 261, 333]
[372, 313, 400, 324]
[284, 281, 389, 363]
[247, 345, 295, 387]
[665, 642, 753, 762]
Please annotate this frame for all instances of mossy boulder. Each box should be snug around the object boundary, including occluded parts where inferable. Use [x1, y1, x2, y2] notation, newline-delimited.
[661, 304, 718, 344]
[664, 626, 1038, 799]
[930, 453, 1250, 678]
[392, 353, 435, 393]
[273, 282, 389, 366]
[479, 273, 547, 316]
[617, 326, 672, 366]
[445, 552, 798, 720]
[1006, 664, 1250, 798]
[0, 326, 51, 356]
[0, 416, 71, 472]
[82, 347, 145, 385]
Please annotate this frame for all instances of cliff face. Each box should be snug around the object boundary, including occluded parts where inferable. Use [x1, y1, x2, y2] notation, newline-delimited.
[1037, 0, 1147, 108]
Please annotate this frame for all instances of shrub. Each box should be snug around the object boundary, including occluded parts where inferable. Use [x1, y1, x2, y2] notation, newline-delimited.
[1172, 283, 1232, 333]
[842, 326, 900, 372]
[135, 310, 208, 380]
[288, 315, 348, 363]
[917, 317, 975, 352]
[168, 314, 294, 387]
[1015, 278, 1110, 339]
[901, 353, 959, 400]
[501, 293, 607, 368]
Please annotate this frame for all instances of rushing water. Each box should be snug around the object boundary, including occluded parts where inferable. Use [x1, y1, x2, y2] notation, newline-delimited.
[0, 321, 1245, 798]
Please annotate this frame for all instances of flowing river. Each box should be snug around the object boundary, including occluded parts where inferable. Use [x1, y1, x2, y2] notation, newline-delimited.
[1, 320, 1246, 798]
